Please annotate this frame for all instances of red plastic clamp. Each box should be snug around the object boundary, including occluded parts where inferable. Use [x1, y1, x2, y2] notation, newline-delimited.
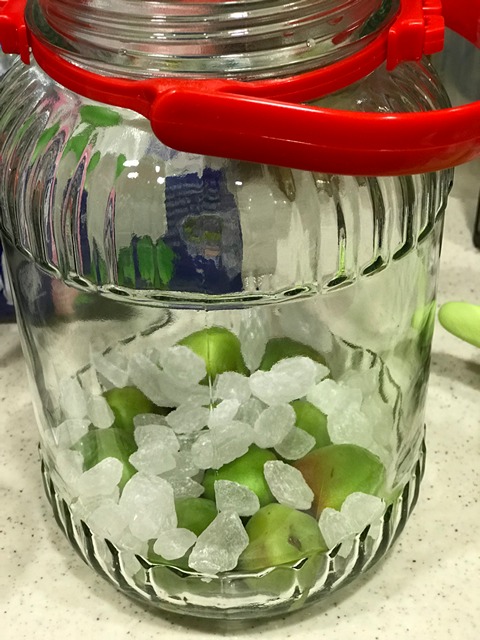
[0, 0, 29, 62]
[387, 0, 444, 69]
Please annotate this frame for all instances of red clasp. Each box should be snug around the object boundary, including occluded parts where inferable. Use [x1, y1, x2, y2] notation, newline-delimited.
[387, 0, 444, 69]
[0, 0, 29, 63]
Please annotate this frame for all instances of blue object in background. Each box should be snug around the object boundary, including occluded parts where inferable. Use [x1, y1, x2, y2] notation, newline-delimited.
[164, 166, 243, 295]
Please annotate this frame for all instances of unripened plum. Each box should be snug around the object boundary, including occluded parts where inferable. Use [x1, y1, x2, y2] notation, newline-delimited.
[179, 326, 249, 379]
[294, 444, 386, 517]
[103, 386, 169, 436]
[174, 497, 218, 536]
[291, 399, 331, 449]
[239, 503, 327, 571]
[202, 445, 277, 507]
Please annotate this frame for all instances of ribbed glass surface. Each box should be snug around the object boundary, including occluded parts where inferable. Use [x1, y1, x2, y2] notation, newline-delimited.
[0, 28, 452, 618]
[27, 0, 397, 78]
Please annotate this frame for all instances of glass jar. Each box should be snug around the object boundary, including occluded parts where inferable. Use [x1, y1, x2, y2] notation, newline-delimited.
[0, 50, 16, 321]
[0, 0, 453, 619]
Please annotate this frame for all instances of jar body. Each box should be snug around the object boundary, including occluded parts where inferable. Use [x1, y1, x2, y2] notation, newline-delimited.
[0, 52, 16, 321]
[0, 55, 451, 617]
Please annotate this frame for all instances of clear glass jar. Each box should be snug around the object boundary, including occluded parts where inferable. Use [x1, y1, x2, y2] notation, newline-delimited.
[0, 50, 16, 321]
[0, 0, 452, 619]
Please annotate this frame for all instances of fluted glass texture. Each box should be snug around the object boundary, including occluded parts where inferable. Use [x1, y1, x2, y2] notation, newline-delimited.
[0, 54, 451, 617]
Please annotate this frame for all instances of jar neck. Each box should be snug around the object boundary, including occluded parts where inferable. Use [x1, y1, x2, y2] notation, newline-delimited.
[27, 0, 398, 79]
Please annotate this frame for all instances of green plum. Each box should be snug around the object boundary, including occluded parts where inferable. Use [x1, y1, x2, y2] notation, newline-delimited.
[294, 444, 386, 517]
[175, 498, 218, 536]
[202, 445, 277, 507]
[73, 427, 137, 490]
[291, 399, 331, 449]
[259, 337, 327, 371]
[178, 327, 249, 380]
[103, 386, 169, 436]
[239, 504, 327, 571]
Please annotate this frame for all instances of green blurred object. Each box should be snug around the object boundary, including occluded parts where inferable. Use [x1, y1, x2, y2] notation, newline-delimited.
[438, 302, 480, 348]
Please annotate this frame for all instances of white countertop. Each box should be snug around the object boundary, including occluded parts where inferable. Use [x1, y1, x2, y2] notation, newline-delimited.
[1, 161, 479, 639]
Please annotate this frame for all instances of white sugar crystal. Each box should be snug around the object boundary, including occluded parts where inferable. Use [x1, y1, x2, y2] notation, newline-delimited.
[163, 475, 204, 499]
[235, 396, 266, 426]
[129, 442, 177, 476]
[71, 492, 119, 522]
[115, 529, 147, 555]
[190, 431, 214, 469]
[209, 421, 255, 468]
[215, 372, 251, 404]
[341, 492, 385, 532]
[171, 450, 200, 478]
[133, 412, 167, 428]
[307, 379, 362, 416]
[274, 427, 315, 460]
[156, 369, 211, 406]
[191, 422, 254, 470]
[314, 362, 330, 383]
[134, 420, 179, 451]
[188, 511, 249, 574]
[87, 395, 115, 429]
[122, 551, 143, 576]
[339, 369, 378, 396]
[361, 396, 394, 447]
[56, 449, 84, 491]
[318, 508, 353, 548]
[128, 353, 172, 406]
[239, 310, 269, 372]
[92, 351, 129, 388]
[318, 493, 385, 549]
[165, 403, 210, 434]
[208, 399, 240, 428]
[263, 460, 313, 510]
[119, 473, 177, 541]
[86, 501, 128, 542]
[253, 404, 296, 448]
[327, 405, 373, 449]
[60, 378, 87, 419]
[159, 345, 207, 387]
[153, 528, 198, 560]
[82, 363, 103, 396]
[249, 357, 318, 405]
[214, 480, 260, 516]
[77, 457, 124, 498]
[55, 418, 90, 449]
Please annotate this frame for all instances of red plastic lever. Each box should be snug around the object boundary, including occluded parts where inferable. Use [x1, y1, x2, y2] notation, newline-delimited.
[0, 0, 479, 176]
[151, 89, 480, 176]
[0, 0, 28, 62]
[387, 0, 444, 69]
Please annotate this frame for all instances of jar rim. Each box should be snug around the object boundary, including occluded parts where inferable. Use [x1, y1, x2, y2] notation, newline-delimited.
[30, 0, 396, 79]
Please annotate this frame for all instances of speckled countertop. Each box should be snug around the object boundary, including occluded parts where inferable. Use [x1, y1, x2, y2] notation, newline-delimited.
[1, 161, 479, 639]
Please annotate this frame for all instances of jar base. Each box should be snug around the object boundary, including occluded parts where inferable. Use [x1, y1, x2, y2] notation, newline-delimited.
[40, 439, 425, 620]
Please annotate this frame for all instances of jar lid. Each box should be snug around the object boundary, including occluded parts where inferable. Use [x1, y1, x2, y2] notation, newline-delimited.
[0, 0, 479, 176]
